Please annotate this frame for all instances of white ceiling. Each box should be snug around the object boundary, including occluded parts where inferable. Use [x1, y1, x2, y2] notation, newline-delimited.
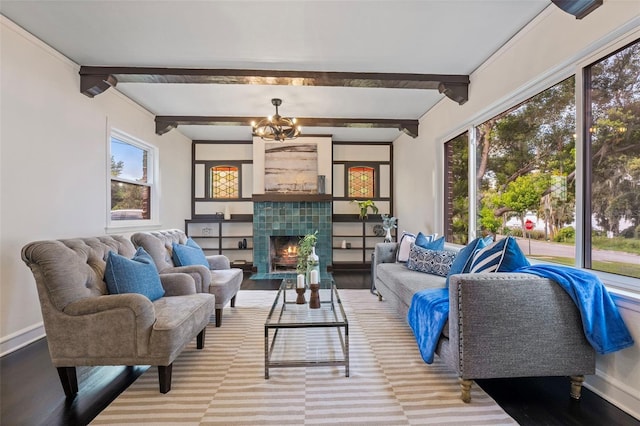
[0, 0, 551, 142]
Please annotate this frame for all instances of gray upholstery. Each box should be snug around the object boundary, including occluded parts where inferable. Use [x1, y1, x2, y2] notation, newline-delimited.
[131, 229, 243, 327]
[21, 235, 215, 396]
[374, 241, 596, 402]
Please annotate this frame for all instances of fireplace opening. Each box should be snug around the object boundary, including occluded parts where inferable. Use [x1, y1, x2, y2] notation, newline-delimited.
[269, 236, 302, 273]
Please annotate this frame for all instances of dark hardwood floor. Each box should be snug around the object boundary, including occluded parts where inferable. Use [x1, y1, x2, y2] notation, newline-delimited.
[1, 271, 637, 426]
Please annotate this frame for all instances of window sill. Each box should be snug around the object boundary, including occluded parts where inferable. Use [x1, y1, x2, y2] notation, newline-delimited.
[105, 222, 163, 234]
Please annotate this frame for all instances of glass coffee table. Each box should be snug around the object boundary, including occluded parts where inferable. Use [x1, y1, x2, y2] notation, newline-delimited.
[264, 276, 349, 379]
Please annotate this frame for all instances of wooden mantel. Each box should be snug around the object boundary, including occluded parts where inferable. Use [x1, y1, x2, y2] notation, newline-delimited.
[252, 194, 332, 202]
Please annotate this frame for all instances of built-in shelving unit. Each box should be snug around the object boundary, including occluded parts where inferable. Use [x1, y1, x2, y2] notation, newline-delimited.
[185, 215, 254, 270]
[331, 215, 396, 269]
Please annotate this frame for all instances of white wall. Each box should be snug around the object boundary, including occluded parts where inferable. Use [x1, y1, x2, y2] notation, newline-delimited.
[0, 17, 192, 355]
[393, 3, 640, 418]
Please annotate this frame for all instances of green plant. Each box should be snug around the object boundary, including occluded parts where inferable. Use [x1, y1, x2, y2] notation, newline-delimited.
[296, 231, 318, 274]
[352, 200, 378, 219]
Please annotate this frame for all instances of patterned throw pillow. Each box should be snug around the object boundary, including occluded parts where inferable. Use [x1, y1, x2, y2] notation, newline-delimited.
[469, 236, 530, 273]
[406, 244, 457, 277]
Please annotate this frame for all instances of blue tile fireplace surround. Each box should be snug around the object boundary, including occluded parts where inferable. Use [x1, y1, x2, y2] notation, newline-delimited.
[253, 201, 332, 278]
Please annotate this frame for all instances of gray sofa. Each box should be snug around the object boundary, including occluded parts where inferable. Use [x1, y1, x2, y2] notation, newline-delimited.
[21, 235, 215, 396]
[374, 242, 596, 403]
[131, 229, 243, 327]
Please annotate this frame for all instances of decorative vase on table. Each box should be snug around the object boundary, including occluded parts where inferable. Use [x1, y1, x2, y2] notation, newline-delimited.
[306, 245, 320, 286]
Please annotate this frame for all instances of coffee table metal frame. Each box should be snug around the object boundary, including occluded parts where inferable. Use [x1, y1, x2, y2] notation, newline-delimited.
[264, 277, 349, 379]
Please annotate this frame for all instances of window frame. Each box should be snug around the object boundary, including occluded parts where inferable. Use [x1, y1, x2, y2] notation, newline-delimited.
[343, 162, 380, 200]
[107, 128, 160, 231]
[440, 27, 640, 293]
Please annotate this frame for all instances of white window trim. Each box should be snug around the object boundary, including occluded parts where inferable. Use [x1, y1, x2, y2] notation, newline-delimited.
[106, 128, 161, 233]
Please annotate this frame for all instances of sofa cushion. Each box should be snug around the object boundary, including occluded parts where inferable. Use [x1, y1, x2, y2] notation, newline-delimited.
[377, 262, 446, 308]
[445, 236, 492, 287]
[172, 238, 209, 268]
[104, 247, 165, 301]
[396, 232, 416, 262]
[469, 236, 530, 273]
[407, 245, 457, 277]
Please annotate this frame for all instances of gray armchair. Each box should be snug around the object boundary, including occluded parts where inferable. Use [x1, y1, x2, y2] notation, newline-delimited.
[21, 235, 215, 397]
[131, 229, 243, 327]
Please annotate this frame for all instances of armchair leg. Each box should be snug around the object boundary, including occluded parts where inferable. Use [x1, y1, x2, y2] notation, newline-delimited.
[377, 291, 382, 302]
[215, 308, 223, 327]
[231, 295, 236, 308]
[570, 375, 585, 400]
[459, 378, 473, 403]
[197, 327, 206, 349]
[56, 367, 78, 398]
[158, 364, 173, 394]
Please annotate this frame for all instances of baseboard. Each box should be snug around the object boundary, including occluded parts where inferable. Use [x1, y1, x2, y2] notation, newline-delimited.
[586, 368, 640, 420]
[0, 322, 45, 357]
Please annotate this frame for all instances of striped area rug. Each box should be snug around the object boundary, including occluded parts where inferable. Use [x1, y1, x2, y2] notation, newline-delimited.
[91, 290, 516, 425]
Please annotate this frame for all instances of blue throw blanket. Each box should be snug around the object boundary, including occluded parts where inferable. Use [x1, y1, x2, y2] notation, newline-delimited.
[407, 288, 449, 364]
[515, 264, 634, 354]
[407, 265, 634, 364]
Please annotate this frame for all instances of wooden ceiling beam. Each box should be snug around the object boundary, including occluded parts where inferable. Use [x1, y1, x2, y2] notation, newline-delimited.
[80, 66, 469, 104]
[155, 116, 419, 138]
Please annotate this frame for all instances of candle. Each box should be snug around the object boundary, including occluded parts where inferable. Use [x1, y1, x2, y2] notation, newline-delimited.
[310, 269, 319, 284]
[297, 274, 305, 288]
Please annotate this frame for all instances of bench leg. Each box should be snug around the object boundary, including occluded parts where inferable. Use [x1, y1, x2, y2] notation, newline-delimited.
[215, 308, 222, 327]
[57, 366, 78, 398]
[158, 364, 173, 394]
[460, 378, 473, 403]
[197, 327, 206, 349]
[570, 375, 585, 400]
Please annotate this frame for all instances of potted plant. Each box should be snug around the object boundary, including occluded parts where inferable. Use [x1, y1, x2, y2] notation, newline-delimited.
[296, 231, 318, 276]
[352, 200, 378, 219]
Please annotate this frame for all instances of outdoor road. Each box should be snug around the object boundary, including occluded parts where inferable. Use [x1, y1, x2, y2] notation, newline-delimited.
[514, 237, 640, 264]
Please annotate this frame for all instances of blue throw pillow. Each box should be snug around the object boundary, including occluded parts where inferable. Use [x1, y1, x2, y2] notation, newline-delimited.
[406, 244, 457, 277]
[104, 247, 165, 301]
[445, 236, 491, 287]
[469, 236, 530, 273]
[415, 234, 445, 251]
[172, 238, 209, 268]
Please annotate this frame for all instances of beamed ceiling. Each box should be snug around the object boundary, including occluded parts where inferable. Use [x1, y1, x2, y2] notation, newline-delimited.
[0, 0, 557, 142]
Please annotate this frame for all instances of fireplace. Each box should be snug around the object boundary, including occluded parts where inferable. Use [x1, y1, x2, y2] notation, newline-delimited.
[253, 200, 332, 277]
[269, 236, 302, 272]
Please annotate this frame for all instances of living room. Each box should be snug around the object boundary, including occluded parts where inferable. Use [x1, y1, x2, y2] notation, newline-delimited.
[1, 1, 639, 424]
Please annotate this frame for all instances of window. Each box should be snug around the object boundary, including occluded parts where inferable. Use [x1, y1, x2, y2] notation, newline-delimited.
[211, 165, 239, 198]
[444, 132, 469, 245]
[474, 76, 576, 264]
[348, 166, 375, 198]
[109, 130, 157, 224]
[585, 39, 640, 279]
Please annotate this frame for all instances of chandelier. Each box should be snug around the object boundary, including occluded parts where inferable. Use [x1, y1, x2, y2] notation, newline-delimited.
[251, 98, 301, 141]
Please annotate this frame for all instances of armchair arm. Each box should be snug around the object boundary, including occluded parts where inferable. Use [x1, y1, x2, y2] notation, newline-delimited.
[447, 273, 594, 379]
[374, 243, 398, 265]
[64, 293, 153, 319]
[207, 254, 231, 270]
[160, 273, 196, 296]
[159, 264, 211, 293]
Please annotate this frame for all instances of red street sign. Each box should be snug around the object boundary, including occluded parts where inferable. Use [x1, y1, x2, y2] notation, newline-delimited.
[525, 219, 535, 231]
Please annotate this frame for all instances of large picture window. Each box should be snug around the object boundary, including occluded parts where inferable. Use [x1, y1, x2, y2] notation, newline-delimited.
[585, 39, 640, 279]
[109, 130, 156, 224]
[474, 76, 577, 264]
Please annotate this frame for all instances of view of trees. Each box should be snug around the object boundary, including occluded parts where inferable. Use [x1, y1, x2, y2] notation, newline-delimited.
[447, 38, 639, 278]
[110, 144, 150, 220]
